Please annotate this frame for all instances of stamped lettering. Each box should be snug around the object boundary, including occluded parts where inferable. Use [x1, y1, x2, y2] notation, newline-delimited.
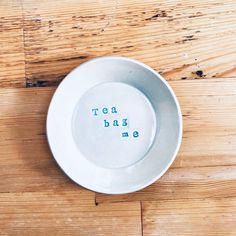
[91, 106, 139, 138]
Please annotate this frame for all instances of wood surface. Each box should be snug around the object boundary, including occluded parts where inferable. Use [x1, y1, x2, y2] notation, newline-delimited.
[22, 0, 236, 86]
[96, 78, 236, 203]
[0, 0, 25, 87]
[142, 198, 236, 236]
[1, 0, 236, 235]
[0, 190, 141, 236]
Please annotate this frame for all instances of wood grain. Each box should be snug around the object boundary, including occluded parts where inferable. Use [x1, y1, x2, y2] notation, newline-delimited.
[0, 0, 25, 87]
[0, 87, 78, 192]
[1, 78, 235, 200]
[22, 0, 236, 86]
[0, 190, 141, 236]
[142, 198, 236, 236]
[172, 78, 236, 168]
[1, 1, 236, 235]
[97, 166, 236, 203]
[0, 86, 141, 235]
[96, 78, 236, 203]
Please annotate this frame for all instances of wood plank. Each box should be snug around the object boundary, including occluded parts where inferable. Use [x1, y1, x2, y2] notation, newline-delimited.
[0, 190, 141, 235]
[172, 78, 236, 168]
[97, 166, 236, 203]
[0, 0, 25, 87]
[1, 79, 235, 197]
[22, 0, 236, 86]
[96, 78, 236, 203]
[142, 198, 236, 236]
[0, 87, 78, 192]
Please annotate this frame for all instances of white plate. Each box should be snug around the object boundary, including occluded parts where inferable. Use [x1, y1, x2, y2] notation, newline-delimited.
[47, 56, 182, 194]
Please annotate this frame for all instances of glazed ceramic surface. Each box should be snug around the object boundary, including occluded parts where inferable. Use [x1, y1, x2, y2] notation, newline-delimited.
[47, 56, 182, 194]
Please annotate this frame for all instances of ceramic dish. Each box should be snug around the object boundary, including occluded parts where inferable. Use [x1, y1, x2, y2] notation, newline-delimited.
[46, 56, 182, 194]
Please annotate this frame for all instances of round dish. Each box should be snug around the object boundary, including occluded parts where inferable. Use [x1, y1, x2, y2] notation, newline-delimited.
[46, 56, 182, 194]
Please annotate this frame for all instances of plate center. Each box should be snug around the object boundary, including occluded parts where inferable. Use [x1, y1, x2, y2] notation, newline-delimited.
[72, 82, 156, 169]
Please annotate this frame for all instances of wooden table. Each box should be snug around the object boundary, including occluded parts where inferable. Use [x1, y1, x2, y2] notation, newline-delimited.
[1, 0, 236, 235]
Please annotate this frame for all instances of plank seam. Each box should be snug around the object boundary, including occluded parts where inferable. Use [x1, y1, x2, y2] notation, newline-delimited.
[140, 201, 144, 236]
[97, 194, 236, 205]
